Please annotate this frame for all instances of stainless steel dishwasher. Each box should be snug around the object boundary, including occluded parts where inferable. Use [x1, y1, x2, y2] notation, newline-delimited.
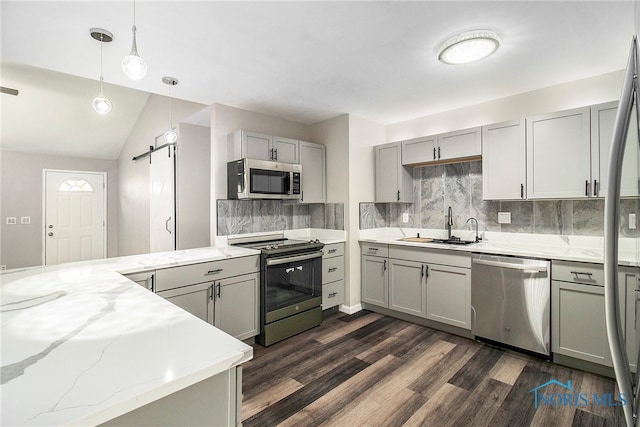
[471, 253, 551, 356]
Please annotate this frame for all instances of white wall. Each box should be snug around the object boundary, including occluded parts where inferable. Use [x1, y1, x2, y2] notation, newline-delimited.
[0, 150, 118, 268]
[209, 103, 310, 240]
[387, 70, 625, 142]
[118, 94, 206, 256]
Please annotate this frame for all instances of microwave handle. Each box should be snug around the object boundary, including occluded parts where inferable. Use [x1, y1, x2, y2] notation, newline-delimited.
[288, 171, 293, 195]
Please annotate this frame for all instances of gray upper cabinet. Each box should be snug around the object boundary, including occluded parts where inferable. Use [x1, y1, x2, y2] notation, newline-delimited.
[591, 101, 639, 198]
[375, 142, 413, 203]
[273, 136, 299, 163]
[526, 107, 591, 199]
[437, 127, 482, 162]
[399, 127, 481, 166]
[228, 130, 298, 163]
[482, 119, 526, 200]
[299, 141, 326, 203]
[228, 130, 273, 161]
[401, 135, 437, 165]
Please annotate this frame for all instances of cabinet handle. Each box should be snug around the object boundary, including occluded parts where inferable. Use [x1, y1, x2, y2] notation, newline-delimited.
[593, 179, 598, 197]
[438, 147, 441, 160]
[570, 271, 594, 279]
[217, 283, 221, 299]
[397, 190, 400, 201]
[368, 247, 379, 252]
[383, 259, 387, 271]
[165, 217, 172, 234]
[206, 268, 224, 275]
[328, 292, 338, 298]
[425, 265, 429, 277]
[150, 274, 155, 293]
[433, 147, 436, 160]
[328, 249, 337, 254]
[270, 148, 274, 160]
[209, 284, 214, 300]
[520, 184, 524, 199]
[421, 264, 424, 277]
[328, 267, 338, 273]
[274, 149, 278, 161]
[585, 180, 589, 197]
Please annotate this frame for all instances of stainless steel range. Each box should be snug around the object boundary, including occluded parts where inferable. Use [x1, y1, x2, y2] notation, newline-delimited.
[230, 233, 324, 346]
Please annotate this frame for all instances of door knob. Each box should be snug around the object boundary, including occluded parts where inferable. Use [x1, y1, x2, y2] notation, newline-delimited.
[48, 232, 54, 237]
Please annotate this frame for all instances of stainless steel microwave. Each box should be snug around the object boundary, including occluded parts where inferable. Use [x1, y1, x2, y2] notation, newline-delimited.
[227, 158, 302, 200]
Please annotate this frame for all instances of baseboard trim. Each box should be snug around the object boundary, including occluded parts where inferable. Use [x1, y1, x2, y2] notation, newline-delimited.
[339, 303, 362, 315]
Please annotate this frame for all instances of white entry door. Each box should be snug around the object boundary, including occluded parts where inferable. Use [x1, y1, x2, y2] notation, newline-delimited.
[44, 170, 106, 265]
[150, 146, 176, 253]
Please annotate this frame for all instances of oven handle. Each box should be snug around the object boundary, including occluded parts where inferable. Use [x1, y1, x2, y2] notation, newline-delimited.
[266, 251, 324, 266]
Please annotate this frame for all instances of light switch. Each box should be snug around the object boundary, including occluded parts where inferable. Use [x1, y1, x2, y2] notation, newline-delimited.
[630, 213, 637, 230]
[498, 212, 511, 224]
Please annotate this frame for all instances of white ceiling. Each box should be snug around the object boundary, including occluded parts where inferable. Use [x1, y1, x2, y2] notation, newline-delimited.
[0, 1, 637, 159]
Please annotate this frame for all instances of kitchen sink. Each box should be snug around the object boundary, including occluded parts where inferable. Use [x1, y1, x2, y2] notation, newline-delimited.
[430, 238, 477, 245]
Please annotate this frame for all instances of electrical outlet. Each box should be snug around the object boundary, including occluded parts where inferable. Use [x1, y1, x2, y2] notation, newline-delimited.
[21, 216, 31, 224]
[0, 265, 6, 271]
[630, 213, 637, 230]
[402, 212, 409, 223]
[498, 212, 511, 224]
[6, 217, 16, 225]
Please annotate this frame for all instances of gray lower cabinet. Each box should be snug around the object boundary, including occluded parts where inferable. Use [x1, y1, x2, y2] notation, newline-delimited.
[551, 260, 635, 370]
[426, 263, 471, 329]
[361, 243, 389, 307]
[389, 258, 426, 317]
[322, 243, 345, 309]
[154, 255, 260, 341]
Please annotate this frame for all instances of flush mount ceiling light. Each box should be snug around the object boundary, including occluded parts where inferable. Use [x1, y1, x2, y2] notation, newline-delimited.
[438, 29, 501, 65]
[90, 28, 113, 115]
[122, 0, 147, 80]
[162, 76, 178, 143]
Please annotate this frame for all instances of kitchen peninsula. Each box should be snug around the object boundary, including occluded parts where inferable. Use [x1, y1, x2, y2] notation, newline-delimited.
[1, 246, 259, 426]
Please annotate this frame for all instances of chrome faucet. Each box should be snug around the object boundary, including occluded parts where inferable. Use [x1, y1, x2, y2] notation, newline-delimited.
[465, 217, 481, 243]
[447, 206, 453, 239]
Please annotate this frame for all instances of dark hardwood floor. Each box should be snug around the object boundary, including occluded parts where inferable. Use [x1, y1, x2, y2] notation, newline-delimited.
[241, 310, 625, 427]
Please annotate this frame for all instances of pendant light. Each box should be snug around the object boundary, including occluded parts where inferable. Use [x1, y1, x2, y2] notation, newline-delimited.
[90, 28, 113, 115]
[122, 0, 147, 79]
[162, 76, 178, 143]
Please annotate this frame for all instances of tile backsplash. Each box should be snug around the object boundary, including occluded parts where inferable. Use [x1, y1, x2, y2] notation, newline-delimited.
[217, 200, 344, 235]
[360, 160, 639, 237]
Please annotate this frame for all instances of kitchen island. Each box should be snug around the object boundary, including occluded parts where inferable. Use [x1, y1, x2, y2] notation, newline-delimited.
[1, 246, 259, 426]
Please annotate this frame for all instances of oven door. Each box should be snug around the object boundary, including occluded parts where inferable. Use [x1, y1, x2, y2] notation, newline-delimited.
[263, 251, 322, 324]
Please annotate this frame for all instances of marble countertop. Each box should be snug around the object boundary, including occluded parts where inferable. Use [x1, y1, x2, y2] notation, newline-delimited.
[1, 246, 260, 426]
[359, 228, 640, 266]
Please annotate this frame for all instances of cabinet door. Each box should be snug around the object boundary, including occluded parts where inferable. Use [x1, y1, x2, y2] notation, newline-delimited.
[389, 259, 427, 317]
[437, 127, 482, 161]
[401, 136, 437, 165]
[244, 131, 273, 161]
[214, 273, 259, 340]
[299, 141, 326, 203]
[361, 255, 389, 307]
[526, 107, 591, 199]
[552, 281, 609, 365]
[375, 142, 412, 203]
[482, 120, 526, 200]
[591, 101, 639, 198]
[426, 264, 471, 329]
[273, 136, 299, 163]
[159, 282, 214, 324]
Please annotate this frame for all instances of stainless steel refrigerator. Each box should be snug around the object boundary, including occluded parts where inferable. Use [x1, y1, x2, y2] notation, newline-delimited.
[605, 35, 640, 427]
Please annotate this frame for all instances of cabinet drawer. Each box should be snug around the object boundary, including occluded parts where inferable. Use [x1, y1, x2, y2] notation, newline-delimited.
[389, 245, 470, 269]
[323, 243, 344, 258]
[361, 242, 389, 258]
[323, 256, 344, 284]
[552, 260, 603, 285]
[155, 255, 259, 292]
[323, 280, 344, 309]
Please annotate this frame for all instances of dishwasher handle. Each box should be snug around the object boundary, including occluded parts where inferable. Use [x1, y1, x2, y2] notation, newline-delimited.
[472, 258, 548, 273]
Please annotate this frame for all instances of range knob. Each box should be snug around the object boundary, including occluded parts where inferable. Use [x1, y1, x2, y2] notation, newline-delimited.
[265, 245, 273, 250]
